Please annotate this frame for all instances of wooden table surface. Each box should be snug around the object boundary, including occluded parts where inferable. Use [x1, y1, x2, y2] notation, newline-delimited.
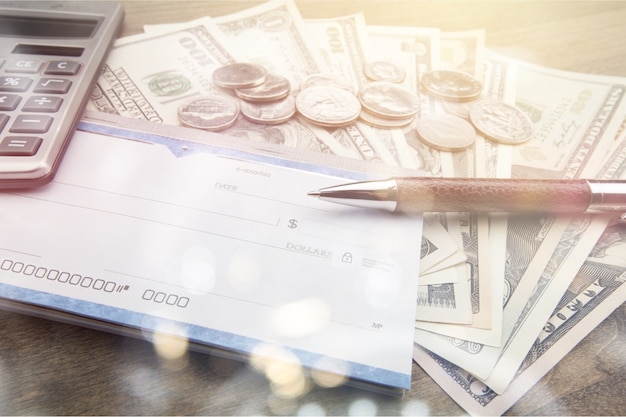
[1, 1, 625, 415]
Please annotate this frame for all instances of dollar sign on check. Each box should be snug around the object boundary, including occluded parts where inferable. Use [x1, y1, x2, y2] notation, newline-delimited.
[288, 218, 298, 228]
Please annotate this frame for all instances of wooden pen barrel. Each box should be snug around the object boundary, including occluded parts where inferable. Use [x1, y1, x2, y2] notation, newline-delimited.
[394, 177, 592, 213]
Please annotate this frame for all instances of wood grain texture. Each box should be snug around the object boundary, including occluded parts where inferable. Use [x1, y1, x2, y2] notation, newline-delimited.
[2, 1, 625, 415]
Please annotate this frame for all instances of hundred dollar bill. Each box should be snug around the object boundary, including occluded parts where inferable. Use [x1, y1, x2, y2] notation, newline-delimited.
[367, 25, 441, 114]
[212, 0, 325, 91]
[91, 17, 337, 153]
[367, 24, 444, 174]
[440, 29, 486, 77]
[416, 55, 626, 384]
[416, 55, 518, 345]
[305, 13, 370, 92]
[365, 26, 480, 325]
[305, 15, 416, 168]
[420, 215, 466, 276]
[413, 220, 626, 416]
[413, 30, 510, 339]
[479, 57, 626, 390]
[88, 18, 236, 123]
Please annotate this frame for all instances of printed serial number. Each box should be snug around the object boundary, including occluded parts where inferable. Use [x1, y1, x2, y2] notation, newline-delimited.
[142, 289, 189, 308]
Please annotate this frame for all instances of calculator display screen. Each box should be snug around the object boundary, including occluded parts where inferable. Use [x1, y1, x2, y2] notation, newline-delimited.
[0, 15, 99, 38]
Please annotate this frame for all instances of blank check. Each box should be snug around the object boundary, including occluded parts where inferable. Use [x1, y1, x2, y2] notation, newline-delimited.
[0, 121, 422, 391]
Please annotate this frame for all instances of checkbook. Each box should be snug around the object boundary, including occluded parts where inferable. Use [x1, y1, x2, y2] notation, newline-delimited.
[0, 112, 423, 392]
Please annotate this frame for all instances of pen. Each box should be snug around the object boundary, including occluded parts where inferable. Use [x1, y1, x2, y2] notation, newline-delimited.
[307, 177, 626, 215]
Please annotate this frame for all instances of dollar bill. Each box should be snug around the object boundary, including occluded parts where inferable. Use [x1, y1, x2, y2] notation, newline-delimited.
[413, 220, 626, 416]
[413, 30, 509, 338]
[415, 55, 626, 386]
[88, 18, 236, 123]
[305, 15, 419, 169]
[420, 215, 466, 276]
[212, 0, 325, 90]
[305, 13, 370, 92]
[440, 29, 486, 77]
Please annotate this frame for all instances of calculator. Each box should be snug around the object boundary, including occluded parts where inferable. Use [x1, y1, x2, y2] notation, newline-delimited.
[0, 1, 123, 189]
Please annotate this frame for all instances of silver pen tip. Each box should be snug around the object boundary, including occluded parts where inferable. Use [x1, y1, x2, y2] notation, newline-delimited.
[307, 190, 321, 198]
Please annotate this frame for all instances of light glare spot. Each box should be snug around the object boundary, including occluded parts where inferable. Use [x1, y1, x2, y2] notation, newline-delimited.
[348, 398, 378, 416]
[271, 297, 330, 338]
[297, 402, 327, 416]
[311, 357, 348, 388]
[249, 343, 309, 399]
[151, 321, 189, 360]
[228, 253, 261, 291]
[180, 247, 216, 294]
[401, 400, 430, 415]
[361, 269, 401, 308]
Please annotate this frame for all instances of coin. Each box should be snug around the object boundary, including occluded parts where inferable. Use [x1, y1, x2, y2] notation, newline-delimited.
[442, 98, 477, 119]
[421, 70, 482, 101]
[359, 109, 414, 129]
[357, 81, 420, 120]
[469, 99, 534, 145]
[364, 61, 406, 83]
[212, 62, 268, 89]
[240, 95, 296, 125]
[235, 73, 291, 102]
[177, 95, 240, 132]
[415, 113, 476, 151]
[295, 85, 361, 127]
[301, 73, 354, 93]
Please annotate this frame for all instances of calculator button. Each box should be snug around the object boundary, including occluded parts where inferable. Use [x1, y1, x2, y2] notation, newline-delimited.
[0, 114, 8, 132]
[0, 76, 33, 92]
[34, 78, 72, 94]
[44, 61, 81, 75]
[0, 94, 21, 111]
[10, 115, 53, 133]
[0, 136, 43, 156]
[5, 59, 44, 74]
[22, 96, 63, 113]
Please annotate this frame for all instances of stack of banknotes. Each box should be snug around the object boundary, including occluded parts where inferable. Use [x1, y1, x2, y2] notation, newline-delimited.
[87, 1, 626, 414]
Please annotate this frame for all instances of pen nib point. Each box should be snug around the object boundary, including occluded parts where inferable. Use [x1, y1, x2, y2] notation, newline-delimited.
[307, 190, 321, 198]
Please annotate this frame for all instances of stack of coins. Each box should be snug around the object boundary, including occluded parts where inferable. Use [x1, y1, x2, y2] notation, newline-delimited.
[177, 61, 534, 150]
[358, 61, 420, 129]
[178, 62, 295, 131]
[418, 69, 534, 148]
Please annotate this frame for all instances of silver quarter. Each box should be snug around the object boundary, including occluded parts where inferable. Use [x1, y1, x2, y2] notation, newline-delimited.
[300, 73, 354, 93]
[359, 109, 415, 129]
[240, 95, 296, 125]
[295, 85, 361, 127]
[469, 99, 534, 145]
[357, 81, 420, 120]
[235, 73, 291, 102]
[212, 62, 268, 89]
[177, 95, 240, 132]
[442, 98, 477, 119]
[416, 113, 476, 152]
[364, 61, 406, 83]
[421, 70, 482, 101]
